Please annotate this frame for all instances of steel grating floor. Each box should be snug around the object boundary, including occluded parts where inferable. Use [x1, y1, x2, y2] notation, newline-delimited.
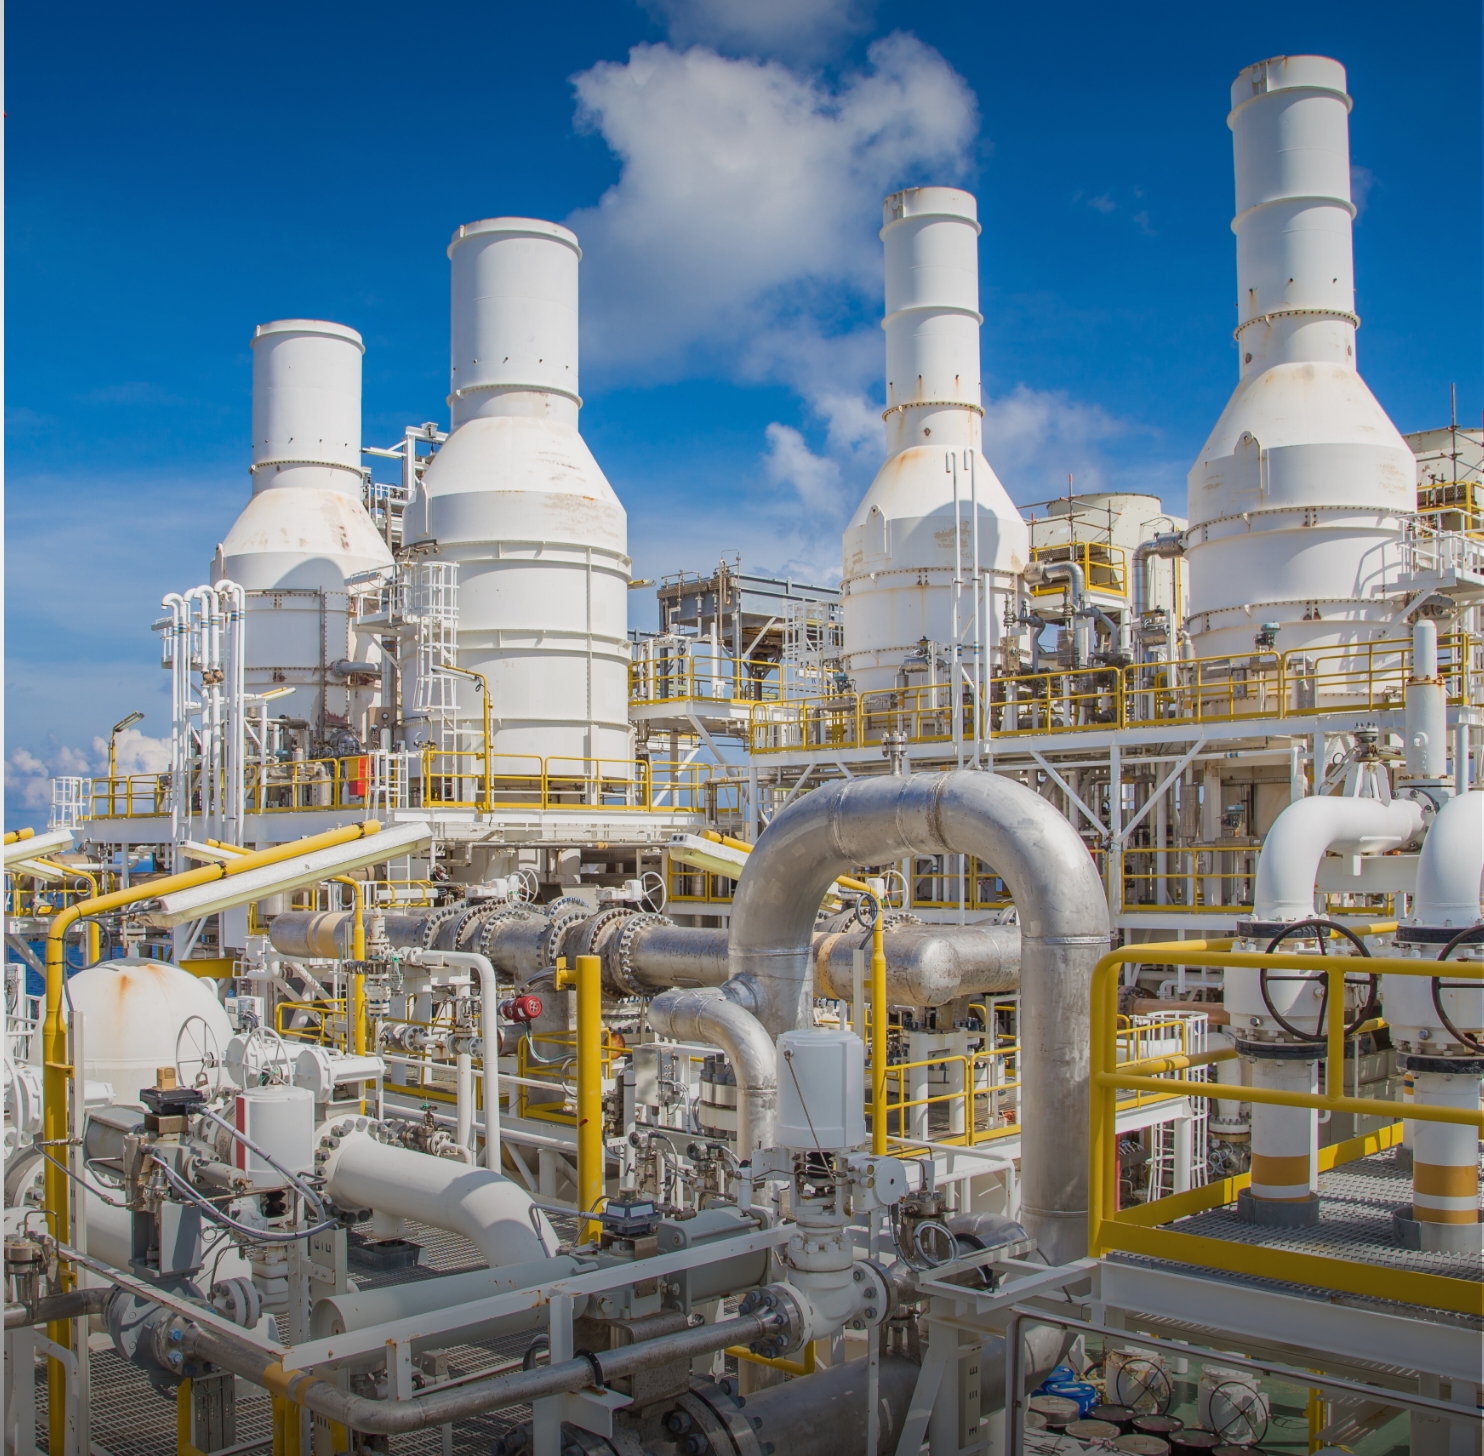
[34, 1212, 584, 1454]
[1163, 1148, 1484, 1284]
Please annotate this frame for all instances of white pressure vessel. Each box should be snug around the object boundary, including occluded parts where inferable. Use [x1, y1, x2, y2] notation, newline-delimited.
[841, 188, 1028, 692]
[213, 320, 393, 744]
[405, 220, 632, 766]
[63, 958, 233, 1104]
[1185, 58, 1415, 666]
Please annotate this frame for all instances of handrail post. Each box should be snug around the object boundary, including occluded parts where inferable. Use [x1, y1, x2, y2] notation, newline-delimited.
[555, 955, 604, 1241]
[871, 900, 888, 1156]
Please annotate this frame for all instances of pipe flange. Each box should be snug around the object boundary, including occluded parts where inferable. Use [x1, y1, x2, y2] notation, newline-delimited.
[687, 1381, 766, 1456]
[542, 895, 590, 917]
[880, 911, 923, 933]
[673, 1389, 753, 1456]
[1233, 1037, 1328, 1062]
[475, 904, 539, 958]
[417, 905, 464, 950]
[538, 904, 593, 967]
[1399, 1052, 1484, 1076]
[565, 905, 633, 967]
[614, 911, 674, 997]
[446, 901, 496, 950]
[736, 1284, 805, 1356]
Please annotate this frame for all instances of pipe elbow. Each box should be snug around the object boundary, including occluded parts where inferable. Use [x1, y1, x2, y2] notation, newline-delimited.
[1254, 795, 1425, 921]
[1412, 791, 1484, 928]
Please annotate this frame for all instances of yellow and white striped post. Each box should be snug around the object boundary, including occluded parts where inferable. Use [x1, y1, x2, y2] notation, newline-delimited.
[1410, 1068, 1481, 1229]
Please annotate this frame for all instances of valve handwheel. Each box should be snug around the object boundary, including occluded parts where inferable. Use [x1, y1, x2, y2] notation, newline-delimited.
[1260, 917, 1378, 1042]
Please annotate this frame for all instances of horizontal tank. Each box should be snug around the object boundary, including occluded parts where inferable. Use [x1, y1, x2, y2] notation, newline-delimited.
[405, 219, 632, 767]
[1185, 57, 1415, 668]
[842, 188, 1029, 694]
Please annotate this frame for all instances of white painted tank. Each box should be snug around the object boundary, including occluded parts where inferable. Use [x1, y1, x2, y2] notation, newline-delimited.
[1185, 58, 1415, 665]
[405, 220, 631, 766]
[213, 320, 393, 744]
[62, 958, 233, 1104]
[842, 188, 1029, 691]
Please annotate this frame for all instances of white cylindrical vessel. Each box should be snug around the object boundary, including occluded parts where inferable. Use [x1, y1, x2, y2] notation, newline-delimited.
[841, 188, 1029, 692]
[1185, 58, 1415, 666]
[1410, 1070, 1481, 1232]
[406, 219, 631, 766]
[214, 320, 393, 744]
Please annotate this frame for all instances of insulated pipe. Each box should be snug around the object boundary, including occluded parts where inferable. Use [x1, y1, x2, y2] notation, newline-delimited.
[319, 1130, 552, 1267]
[646, 987, 779, 1159]
[1404, 619, 1448, 781]
[404, 949, 502, 1171]
[814, 923, 1020, 1007]
[723, 769, 1109, 1263]
[1251, 795, 1424, 922]
[179, 1308, 784, 1435]
[1131, 533, 1184, 620]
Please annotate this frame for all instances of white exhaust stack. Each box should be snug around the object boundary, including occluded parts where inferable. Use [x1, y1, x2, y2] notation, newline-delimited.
[841, 188, 1028, 693]
[1185, 57, 1415, 663]
[214, 320, 393, 741]
[407, 220, 631, 763]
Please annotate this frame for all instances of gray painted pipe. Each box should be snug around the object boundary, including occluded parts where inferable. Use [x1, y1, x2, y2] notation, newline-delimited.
[180, 1308, 783, 1435]
[722, 770, 1109, 1264]
[646, 986, 779, 1157]
[744, 1323, 1067, 1456]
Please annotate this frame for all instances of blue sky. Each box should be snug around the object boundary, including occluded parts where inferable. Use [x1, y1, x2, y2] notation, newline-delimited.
[6, 0, 1481, 819]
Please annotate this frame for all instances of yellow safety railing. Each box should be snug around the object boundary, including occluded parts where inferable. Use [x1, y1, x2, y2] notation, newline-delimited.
[516, 1026, 620, 1125]
[275, 998, 345, 1044]
[1030, 541, 1128, 598]
[88, 754, 740, 820]
[1417, 478, 1484, 535]
[629, 649, 784, 706]
[1090, 941, 1484, 1317]
[748, 632, 1482, 752]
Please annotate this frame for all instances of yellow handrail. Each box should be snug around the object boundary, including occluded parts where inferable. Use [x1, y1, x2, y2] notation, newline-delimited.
[1089, 943, 1484, 1317]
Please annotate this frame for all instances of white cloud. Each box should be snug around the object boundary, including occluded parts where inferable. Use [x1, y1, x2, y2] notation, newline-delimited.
[763, 422, 844, 513]
[570, 33, 977, 379]
[1087, 192, 1116, 214]
[1350, 163, 1375, 219]
[643, 0, 876, 61]
[91, 728, 172, 776]
[980, 383, 1134, 503]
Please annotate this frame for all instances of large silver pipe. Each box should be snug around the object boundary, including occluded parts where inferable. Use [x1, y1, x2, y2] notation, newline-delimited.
[646, 986, 779, 1158]
[724, 770, 1109, 1263]
[813, 922, 1019, 1006]
[270, 907, 1021, 1007]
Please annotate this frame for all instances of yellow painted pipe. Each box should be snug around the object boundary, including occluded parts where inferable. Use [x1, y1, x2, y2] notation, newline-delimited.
[4, 827, 36, 844]
[556, 955, 604, 1241]
[40, 821, 379, 1451]
[871, 903, 888, 1156]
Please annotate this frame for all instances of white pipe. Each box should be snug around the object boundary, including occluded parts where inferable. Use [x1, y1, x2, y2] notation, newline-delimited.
[406, 949, 502, 1172]
[1252, 795, 1424, 921]
[320, 1130, 552, 1267]
[1405, 619, 1448, 780]
[1411, 790, 1484, 928]
[456, 1052, 474, 1158]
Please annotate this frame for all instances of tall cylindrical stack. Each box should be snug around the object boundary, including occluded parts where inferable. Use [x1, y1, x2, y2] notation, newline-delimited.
[1184, 57, 1415, 665]
[841, 187, 1028, 693]
[214, 320, 393, 741]
[407, 220, 632, 766]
